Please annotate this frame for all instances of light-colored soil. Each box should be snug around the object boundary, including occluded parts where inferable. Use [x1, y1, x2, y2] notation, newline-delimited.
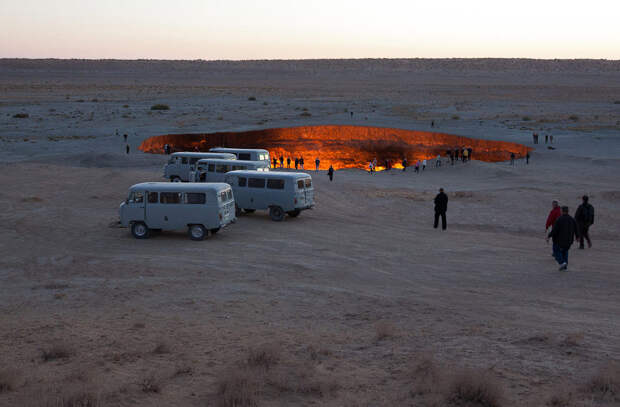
[0, 59, 619, 406]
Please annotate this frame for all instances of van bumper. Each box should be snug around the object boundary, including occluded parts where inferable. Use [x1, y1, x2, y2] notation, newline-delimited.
[296, 204, 314, 210]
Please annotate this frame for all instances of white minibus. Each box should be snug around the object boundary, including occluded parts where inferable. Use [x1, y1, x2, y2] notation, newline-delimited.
[119, 182, 235, 240]
[192, 158, 270, 183]
[163, 152, 236, 182]
[224, 171, 314, 221]
[209, 148, 270, 167]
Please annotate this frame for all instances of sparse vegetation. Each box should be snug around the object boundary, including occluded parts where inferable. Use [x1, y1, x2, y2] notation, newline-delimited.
[0, 369, 19, 393]
[445, 368, 503, 407]
[122, 104, 129, 108]
[141, 374, 162, 393]
[452, 115, 460, 120]
[13, 113, 29, 118]
[218, 368, 260, 407]
[150, 104, 170, 111]
[248, 96, 256, 101]
[568, 115, 579, 121]
[152, 341, 171, 355]
[299, 111, 312, 117]
[375, 320, 398, 341]
[40, 388, 101, 407]
[41, 343, 73, 362]
[584, 363, 620, 401]
[522, 116, 531, 121]
[21, 196, 44, 203]
[247, 343, 280, 370]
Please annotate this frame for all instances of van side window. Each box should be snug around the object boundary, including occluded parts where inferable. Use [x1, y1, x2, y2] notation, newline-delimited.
[232, 165, 247, 171]
[208, 164, 215, 172]
[248, 178, 265, 188]
[238, 177, 247, 187]
[238, 153, 251, 160]
[160, 192, 182, 204]
[185, 193, 206, 204]
[304, 179, 312, 188]
[129, 191, 144, 203]
[148, 192, 158, 203]
[297, 180, 304, 189]
[267, 179, 285, 189]
[189, 158, 199, 165]
[181, 157, 188, 164]
[216, 164, 229, 173]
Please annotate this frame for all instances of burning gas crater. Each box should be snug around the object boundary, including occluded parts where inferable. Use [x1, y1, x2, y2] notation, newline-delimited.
[139, 125, 531, 170]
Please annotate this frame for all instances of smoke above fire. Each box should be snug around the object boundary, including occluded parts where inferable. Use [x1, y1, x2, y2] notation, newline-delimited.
[139, 125, 531, 170]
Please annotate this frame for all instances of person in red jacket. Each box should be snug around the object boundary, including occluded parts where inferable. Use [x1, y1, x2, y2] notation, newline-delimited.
[545, 200, 561, 232]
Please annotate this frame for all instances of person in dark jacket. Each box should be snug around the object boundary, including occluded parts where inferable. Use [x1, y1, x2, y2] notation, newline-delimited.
[574, 195, 594, 249]
[327, 165, 334, 181]
[547, 206, 579, 271]
[273, 157, 278, 169]
[433, 188, 448, 230]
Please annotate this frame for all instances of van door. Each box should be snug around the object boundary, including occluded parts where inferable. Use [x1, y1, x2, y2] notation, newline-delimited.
[124, 191, 146, 223]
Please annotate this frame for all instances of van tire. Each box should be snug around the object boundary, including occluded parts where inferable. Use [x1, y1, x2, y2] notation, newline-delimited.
[269, 206, 285, 222]
[131, 222, 150, 239]
[243, 209, 256, 214]
[171, 176, 182, 182]
[188, 224, 207, 241]
[287, 209, 301, 217]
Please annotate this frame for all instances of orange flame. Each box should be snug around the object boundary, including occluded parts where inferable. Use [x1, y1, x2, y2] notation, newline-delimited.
[139, 125, 531, 170]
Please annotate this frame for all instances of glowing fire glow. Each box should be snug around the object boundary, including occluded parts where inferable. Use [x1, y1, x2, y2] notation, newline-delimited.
[139, 125, 531, 170]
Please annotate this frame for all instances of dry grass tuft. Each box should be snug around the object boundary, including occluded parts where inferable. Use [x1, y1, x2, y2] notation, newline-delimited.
[37, 388, 101, 407]
[21, 196, 44, 203]
[13, 113, 29, 118]
[0, 369, 20, 393]
[546, 389, 574, 407]
[41, 343, 73, 362]
[141, 373, 162, 394]
[445, 368, 503, 407]
[375, 321, 398, 342]
[559, 332, 584, 347]
[44, 282, 70, 290]
[247, 344, 280, 370]
[584, 363, 620, 400]
[217, 369, 261, 407]
[152, 341, 171, 355]
[150, 104, 170, 110]
[410, 357, 443, 397]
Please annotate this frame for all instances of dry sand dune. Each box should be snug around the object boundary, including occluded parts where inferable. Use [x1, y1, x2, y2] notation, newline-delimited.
[0, 59, 619, 406]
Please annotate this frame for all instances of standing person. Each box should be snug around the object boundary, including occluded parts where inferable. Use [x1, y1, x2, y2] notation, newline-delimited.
[533, 133, 537, 144]
[574, 195, 594, 249]
[295, 157, 299, 170]
[315, 158, 320, 171]
[462, 148, 468, 162]
[546, 200, 562, 234]
[279, 155, 284, 169]
[369, 161, 374, 173]
[402, 158, 408, 171]
[300, 157, 304, 170]
[454, 148, 459, 162]
[450, 150, 455, 165]
[422, 159, 427, 171]
[287, 157, 291, 169]
[125, 144, 130, 154]
[436, 154, 441, 167]
[373, 158, 377, 171]
[550, 135, 554, 144]
[467, 147, 473, 160]
[327, 165, 334, 182]
[123, 134, 128, 142]
[547, 206, 579, 271]
[545, 134, 549, 144]
[433, 188, 448, 230]
[415, 160, 420, 173]
[273, 157, 278, 169]
[431, 120, 435, 128]
[510, 152, 516, 165]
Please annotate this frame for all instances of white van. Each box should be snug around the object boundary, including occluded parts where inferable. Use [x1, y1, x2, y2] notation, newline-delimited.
[192, 158, 270, 183]
[209, 148, 270, 167]
[119, 182, 236, 240]
[164, 152, 236, 182]
[224, 171, 314, 221]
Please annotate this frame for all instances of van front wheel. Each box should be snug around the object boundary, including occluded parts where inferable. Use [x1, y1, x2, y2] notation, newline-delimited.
[188, 224, 207, 241]
[269, 206, 285, 222]
[287, 209, 301, 218]
[131, 222, 150, 239]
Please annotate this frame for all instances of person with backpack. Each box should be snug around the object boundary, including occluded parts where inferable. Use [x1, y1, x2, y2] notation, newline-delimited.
[547, 206, 579, 271]
[574, 195, 594, 249]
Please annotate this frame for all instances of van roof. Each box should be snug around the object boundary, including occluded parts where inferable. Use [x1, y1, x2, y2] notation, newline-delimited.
[130, 182, 230, 192]
[210, 147, 269, 154]
[196, 158, 269, 165]
[226, 170, 311, 179]
[170, 152, 234, 158]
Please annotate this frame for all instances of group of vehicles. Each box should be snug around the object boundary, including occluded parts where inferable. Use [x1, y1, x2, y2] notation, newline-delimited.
[119, 148, 314, 240]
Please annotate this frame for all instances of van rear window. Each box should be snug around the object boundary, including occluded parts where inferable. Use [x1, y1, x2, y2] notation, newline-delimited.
[160, 192, 182, 204]
[248, 178, 265, 188]
[185, 193, 206, 204]
[267, 179, 285, 189]
[305, 179, 312, 188]
[297, 180, 304, 189]
[148, 192, 158, 203]
[238, 177, 247, 187]
[238, 153, 251, 160]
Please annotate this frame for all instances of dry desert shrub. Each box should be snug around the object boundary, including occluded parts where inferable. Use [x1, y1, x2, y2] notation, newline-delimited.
[140, 373, 162, 394]
[583, 362, 620, 401]
[410, 357, 443, 397]
[299, 111, 312, 117]
[247, 343, 280, 370]
[545, 389, 574, 407]
[13, 113, 29, 118]
[559, 332, 584, 347]
[35, 388, 101, 407]
[217, 368, 261, 407]
[41, 343, 73, 362]
[445, 368, 503, 407]
[248, 96, 256, 101]
[375, 321, 398, 342]
[0, 368, 21, 393]
[152, 341, 171, 355]
[268, 361, 339, 397]
[150, 104, 169, 110]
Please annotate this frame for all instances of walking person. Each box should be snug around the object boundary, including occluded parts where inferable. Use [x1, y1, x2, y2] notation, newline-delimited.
[300, 157, 304, 170]
[526, 152, 530, 164]
[547, 206, 579, 271]
[436, 154, 441, 167]
[279, 155, 284, 169]
[402, 158, 408, 172]
[414, 160, 420, 173]
[327, 165, 334, 181]
[369, 161, 374, 174]
[462, 148, 468, 162]
[422, 159, 427, 171]
[545, 200, 562, 234]
[467, 147, 473, 161]
[125, 144, 130, 154]
[550, 135, 554, 144]
[433, 188, 448, 230]
[295, 157, 299, 170]
[545, 134, 549, 144]
[123, 133, 128, 142]
[574, 195, 594, 249]
[532, 133, 537, 144]
[315, 158, 320, 171]
[450, 150, 455, 165]
[273, 157, 278, 169]
[454, 148, 459, 162]
[510, 152, 515, 165]
[287, 157, 291, 169]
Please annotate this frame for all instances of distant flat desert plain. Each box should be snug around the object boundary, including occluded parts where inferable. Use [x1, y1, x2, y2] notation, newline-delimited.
[0, 59, 619, 406]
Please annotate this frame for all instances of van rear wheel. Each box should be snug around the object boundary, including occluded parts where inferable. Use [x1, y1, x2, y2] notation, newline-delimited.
[131, 222, 150, 239]
[188, 224, 207, 241]
[287, 209, 301, 217]
[269, 206, 285, 222]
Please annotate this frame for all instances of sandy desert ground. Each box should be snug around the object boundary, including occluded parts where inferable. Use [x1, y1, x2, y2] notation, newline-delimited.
[0, 59, 619, 406]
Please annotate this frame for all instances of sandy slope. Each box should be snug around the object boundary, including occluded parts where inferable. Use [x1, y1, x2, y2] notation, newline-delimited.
[0, 59, 619, 406]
